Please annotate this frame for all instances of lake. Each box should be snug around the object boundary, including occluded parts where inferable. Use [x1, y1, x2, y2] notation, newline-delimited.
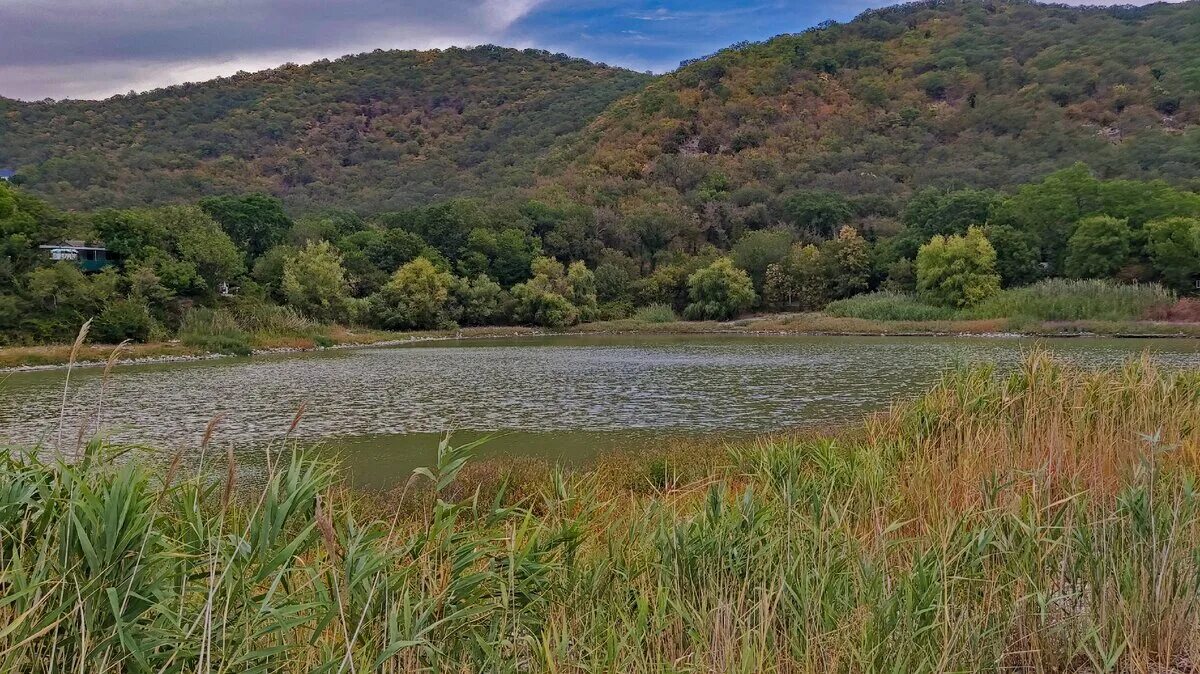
[4, 334, 1200, 487]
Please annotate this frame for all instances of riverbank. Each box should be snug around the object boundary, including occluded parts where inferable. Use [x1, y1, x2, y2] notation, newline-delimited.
[3, 311, 1199, 371]
[2, 352, 1197, 671]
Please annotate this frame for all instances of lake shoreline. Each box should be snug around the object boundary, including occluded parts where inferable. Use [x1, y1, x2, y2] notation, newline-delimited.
[3, 312, 1199, 372]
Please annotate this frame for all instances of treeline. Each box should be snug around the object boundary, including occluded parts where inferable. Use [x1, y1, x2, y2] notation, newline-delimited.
[1, 162, 1197, 346]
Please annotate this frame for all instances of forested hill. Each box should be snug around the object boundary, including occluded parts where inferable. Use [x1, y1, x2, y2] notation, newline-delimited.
[549, 0, 1200, 222]
[0, 46, 650, 211]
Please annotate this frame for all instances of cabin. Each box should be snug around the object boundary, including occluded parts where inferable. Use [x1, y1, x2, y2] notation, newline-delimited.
[38, 241, 115, 272]
[0, 169, 14, 182]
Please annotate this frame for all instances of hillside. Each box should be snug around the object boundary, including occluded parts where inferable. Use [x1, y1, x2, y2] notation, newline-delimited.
[0, 46, 650, 211]
[549, 0, 1200, 226]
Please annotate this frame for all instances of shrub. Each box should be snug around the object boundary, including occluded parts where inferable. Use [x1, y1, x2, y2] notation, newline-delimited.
[684, 258, 756, 320]
[93, 299, 154, 343]
[632, 303, 678, 323]
[825, 292, 957, 321]
[511, 284, 578, 328]
[916, 227, 1001, 308]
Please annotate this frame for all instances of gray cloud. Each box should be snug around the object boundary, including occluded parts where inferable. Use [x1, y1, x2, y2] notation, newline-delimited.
[0, 0, 544, 100]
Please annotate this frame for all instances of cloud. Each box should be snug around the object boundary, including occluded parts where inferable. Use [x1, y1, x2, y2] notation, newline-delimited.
[0, 0, 547, 100]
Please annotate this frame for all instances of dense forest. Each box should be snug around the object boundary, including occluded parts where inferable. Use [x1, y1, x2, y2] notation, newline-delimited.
[1, 0, 1200, 347]
[0, 47, 649, 211]
[548, 0, 1200, 240]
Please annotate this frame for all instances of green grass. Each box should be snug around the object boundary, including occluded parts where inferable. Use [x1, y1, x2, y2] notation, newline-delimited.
[824, 291, 958, 321]
[825, 280, 1177, 326]
[631, 303, 679, 323]
[966, 278, 1176, 322]
[2, 352, 1199, 671]
[177, 308, 253, 355]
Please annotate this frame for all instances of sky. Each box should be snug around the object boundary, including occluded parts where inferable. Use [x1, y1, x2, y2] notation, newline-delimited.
[0, 0, 1177, 101]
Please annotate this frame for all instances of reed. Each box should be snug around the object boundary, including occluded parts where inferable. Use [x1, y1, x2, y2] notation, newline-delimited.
[1, 351, 1198, 672]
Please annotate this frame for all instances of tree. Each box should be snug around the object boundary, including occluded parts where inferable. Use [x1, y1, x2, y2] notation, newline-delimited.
[281, 241, 349, 322]
[916, 227, 1001, 308]
[684, 258, 756, 320]
[566, 261, 599, 322]
[1143, 217, 1200, 291]
[984, 224, 1041, 287]
[200, 194, 292, 260]
[367, 257, 457, 330]
[731, 229, 793, 294]
[510, 256, 582, 328]
[902, 188, 999, 240]
[163, 206, 244, 291]
[1064, 215, 1132, 279]
[781, 190, 853, 237]
[454, 274, 506, 326]
[92, 209, 167, 261]
[820, 226, 870, 299]
[763, 243, 828, 310]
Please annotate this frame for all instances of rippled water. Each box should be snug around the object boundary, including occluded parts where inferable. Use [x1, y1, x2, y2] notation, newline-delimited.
[3, 334, 1200, 486]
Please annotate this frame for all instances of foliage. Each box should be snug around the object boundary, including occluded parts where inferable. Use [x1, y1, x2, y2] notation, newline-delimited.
[684, 258, 756, 320]
[763, 243, 828, 310]
[200, 194, 293, 259]
[1065, 215, 1132, 279]
[731, 229, 793, 294]
[916, 227, 1001, 308]
[454, 274, 507, 326]
[1143, 217, 1200, 291]
[367, 257, 457, 330]
[281, 241, 350, 322]
[820, 226, 871, 300]
[92, 298, 154, 343]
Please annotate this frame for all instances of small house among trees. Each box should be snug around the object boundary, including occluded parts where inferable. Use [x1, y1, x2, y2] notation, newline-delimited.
[38, 241, 114, 272]
[0, 169, 14, 182]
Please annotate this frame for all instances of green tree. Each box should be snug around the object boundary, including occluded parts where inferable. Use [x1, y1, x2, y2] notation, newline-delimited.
[916, 227, 1001, 308]
[1064, 215, 1132, 279]
[281, 241, 349, 322]
[454, 274, 506, 326]
[1143, 217, 1200, 291]
[566, 261, 599, 322]
[367, 257, 457, 330]
[984, 224, 1042, 287]
[781, 190, 853, 237]
[763, 243, 828, 310]
[684, 258, 756, 320]
[162, 206, 244, 292]
[903, 188, 999, 240]
[820, 226, 871, 299]
[732, 229, 793, 294]
[510, 256, 581, 328]
[200, 194, 292, 260]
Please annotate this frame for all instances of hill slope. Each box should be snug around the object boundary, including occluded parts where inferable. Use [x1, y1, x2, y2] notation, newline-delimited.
[549, 0, 1200, 219]
[0, 46, 650, 211]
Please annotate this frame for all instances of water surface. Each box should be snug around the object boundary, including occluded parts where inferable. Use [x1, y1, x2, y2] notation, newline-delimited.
[3, 334, 1199, 487]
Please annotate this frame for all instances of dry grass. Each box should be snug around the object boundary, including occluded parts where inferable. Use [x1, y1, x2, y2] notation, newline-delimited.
[2, 351, 1199, 671]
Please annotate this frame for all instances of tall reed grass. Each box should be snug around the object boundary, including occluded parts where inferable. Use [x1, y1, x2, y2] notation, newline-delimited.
[966, 278, 1176, 322]
[1, 351, 1198, 671]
